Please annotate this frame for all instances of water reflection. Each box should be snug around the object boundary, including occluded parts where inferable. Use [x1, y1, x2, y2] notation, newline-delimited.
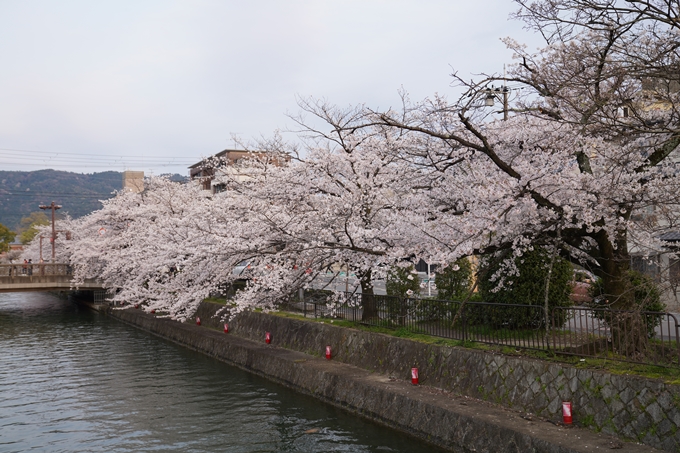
[0, 292, 440, 452]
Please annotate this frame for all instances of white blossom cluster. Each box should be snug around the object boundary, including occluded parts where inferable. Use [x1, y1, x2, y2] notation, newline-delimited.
[24, 1, 680, 318]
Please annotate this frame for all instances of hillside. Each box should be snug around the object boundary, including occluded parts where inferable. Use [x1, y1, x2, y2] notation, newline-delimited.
[0, 170, 186, 230]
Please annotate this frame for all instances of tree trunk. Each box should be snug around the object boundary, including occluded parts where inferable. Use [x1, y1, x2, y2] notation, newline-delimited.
[609, 310, 650, 359]
[360, 269, 379, 321]
[593, 229, 649, 355]
[594, 229, 632, 309]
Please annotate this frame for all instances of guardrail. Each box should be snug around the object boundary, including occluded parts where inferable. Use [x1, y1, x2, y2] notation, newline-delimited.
[0, 263, 77, 289]
[281, 291, 680, 368]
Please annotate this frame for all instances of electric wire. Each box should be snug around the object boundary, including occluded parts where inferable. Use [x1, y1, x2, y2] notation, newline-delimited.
[0, 147, 197, 160]
[1, 193, 116, 199]
[0, 147, 199, 171]
[0, 161, 191, 169]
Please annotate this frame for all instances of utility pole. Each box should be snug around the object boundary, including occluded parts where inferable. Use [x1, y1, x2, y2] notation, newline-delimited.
[484, 65, 510, 121]
[503, 86, 509, 121]
[484, 86, 510, 121]
[39, 202, 61, 263]
[503, 63, 508, 121]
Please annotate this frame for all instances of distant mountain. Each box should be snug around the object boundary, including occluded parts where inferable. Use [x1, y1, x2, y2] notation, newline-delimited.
[0, 170, 187, 230]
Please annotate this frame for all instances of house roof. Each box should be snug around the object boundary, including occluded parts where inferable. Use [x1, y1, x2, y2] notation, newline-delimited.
[659, 231, 680, 242]
[188, 149, 248, 169]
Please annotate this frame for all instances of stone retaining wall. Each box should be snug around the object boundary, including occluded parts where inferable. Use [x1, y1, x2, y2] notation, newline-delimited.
[107, 305, 658, 453]
[194, 303, 679, 452]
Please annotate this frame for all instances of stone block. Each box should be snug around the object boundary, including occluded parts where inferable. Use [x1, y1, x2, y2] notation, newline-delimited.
[547, 395, 562, 415]
[569, 376, 580, 393]
[619, 387, 636, 405]
[609, 398, 625, 416]
[631, 412, 653, 434]
[655, 418, 674, 437]
[661, 436, 680, 453]
[645, 401, 664, 424]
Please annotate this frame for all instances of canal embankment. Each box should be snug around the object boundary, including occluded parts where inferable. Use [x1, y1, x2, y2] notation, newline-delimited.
[105, 302, 667, 453]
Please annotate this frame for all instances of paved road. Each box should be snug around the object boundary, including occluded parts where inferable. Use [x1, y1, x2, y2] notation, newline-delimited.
[568, 307, 680, 341]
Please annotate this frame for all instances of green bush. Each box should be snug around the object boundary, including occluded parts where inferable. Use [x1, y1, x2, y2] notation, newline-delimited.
[435, 258, 473, 301]
[408, 258, 473, 324]
[385, 264, 421, 326]
[386, 264, 421, 297]
[476, 248, 574, 329]
[589, 270, 666, 338]
[414, 298, 461, 323]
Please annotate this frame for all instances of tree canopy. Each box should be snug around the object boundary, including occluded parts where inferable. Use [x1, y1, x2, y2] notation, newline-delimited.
[0, 222, 15, 254]
[18, 212, 50, 245]
[23, 1, 679, 335]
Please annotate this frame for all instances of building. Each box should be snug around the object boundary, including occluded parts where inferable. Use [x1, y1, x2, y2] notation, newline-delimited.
[123, 171, 145, 193]
[189, 149, 289, 194]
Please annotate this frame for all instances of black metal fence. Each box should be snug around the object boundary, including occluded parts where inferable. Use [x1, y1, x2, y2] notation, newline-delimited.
[281, 291, 680, 368]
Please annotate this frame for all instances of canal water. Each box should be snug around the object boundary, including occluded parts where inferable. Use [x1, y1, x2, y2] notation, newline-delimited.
[0, 292, 440, 452]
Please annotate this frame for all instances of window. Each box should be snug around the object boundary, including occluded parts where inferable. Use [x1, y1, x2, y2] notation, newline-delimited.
[631, 255, 659, 278]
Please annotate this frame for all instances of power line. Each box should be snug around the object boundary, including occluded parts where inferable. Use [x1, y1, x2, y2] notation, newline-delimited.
[0, 157, 194, 166]
[0, 147, 198, 161]
[0, 195, 113, 199]
[0, 161, 191, 169]
[0, 153, 192, 166]
[1, 191, 115, 196]
[0, 170, 166, 181]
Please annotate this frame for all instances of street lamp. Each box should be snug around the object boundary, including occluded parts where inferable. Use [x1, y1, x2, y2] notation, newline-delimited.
[483, 86, 510, 121]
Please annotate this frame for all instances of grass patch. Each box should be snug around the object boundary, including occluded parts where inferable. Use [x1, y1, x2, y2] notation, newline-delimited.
[466, 325, 543, 341]
[269, 310, 680, 384]
[203, 297, 228, 305]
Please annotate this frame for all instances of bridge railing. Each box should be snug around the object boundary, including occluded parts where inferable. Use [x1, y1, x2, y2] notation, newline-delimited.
[0, 263, 74, 284]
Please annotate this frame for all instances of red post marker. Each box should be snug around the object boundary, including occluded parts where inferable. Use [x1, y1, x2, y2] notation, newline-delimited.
[134, 303, 139, 309]
[562, 402, 572, 425]
[224, 323, 229, 333]
[196, 317, 201, 326]
[265, 332, 271, 344]
[411, 367, 419, 385]
[325, 345, 332, 360]
[150, 309, 156, 314]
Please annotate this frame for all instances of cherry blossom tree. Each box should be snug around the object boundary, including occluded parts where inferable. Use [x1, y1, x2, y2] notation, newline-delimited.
[61, 179, 227, 321]
[56, 131, 415, 321]
[204, 108, 421, 320]
[33, 2, 679, 357]
[361, 0, 680, 352]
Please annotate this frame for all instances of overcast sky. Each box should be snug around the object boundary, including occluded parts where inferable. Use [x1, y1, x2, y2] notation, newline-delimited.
[0, 0, 543, 176]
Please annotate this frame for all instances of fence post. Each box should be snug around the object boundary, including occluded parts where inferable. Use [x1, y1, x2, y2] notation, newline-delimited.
[544, 305, 551, 352]
[461, 304, 467, 343]
[300, 288, 306, 318]
[675, 316, 680, 366]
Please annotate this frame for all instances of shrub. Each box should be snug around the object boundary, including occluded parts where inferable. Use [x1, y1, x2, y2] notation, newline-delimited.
[385, 264, 421, 326]
[476, 248, 574, 329]
[386, 264, 421, 297]
[589, 270, 666, 338]
[435, 258, 474, 301]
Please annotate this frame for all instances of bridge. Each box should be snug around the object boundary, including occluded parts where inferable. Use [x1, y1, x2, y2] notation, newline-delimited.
[0, 264, 103, 293]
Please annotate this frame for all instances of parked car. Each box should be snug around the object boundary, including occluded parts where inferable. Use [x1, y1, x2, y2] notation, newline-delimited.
[570, 269, 595, 304]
